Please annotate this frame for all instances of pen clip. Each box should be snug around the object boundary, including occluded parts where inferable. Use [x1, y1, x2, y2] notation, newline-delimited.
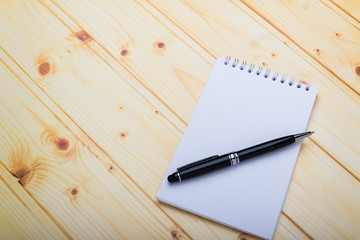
[177, 155, 219, 172]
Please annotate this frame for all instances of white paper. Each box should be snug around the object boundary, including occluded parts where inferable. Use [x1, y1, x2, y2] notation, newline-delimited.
[157, 57, 317, 239]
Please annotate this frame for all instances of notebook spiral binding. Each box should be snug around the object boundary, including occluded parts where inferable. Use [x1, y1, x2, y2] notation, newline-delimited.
[224, 56, 311, 91]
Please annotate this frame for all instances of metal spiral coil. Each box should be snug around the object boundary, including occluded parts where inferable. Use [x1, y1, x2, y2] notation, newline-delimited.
[223, 56, 311, 91]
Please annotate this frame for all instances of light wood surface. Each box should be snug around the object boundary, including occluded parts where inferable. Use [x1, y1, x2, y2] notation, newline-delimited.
[0, 0, 359, 239]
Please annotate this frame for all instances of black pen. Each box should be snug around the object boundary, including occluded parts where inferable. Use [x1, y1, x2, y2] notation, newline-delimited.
[168, 131, 313, 183]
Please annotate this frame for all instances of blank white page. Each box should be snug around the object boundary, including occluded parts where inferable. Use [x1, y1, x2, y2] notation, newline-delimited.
[157, 57, 317, 239]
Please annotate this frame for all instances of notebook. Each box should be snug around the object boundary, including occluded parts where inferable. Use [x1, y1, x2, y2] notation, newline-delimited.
[157, 57, 317, 239]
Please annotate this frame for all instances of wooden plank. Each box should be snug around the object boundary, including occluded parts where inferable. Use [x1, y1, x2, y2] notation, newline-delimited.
[0, 0, 306, 239]
[46, 0, 360, 182]
[319, 0, 360, 29]
[283, 141, 360, 239]
[42, 0, 214, 124]
[0, 2, 235, 239]
[274, 214, 311, 240]
[139, 0, 360, 182]
[0, 0, 358, 240]
[0, 58, 191, 239]
[329, 0, 360, 22]
[0, 163, 68, 240]
[234, 213, 312, 240]
[40, 0, 357, 238]
[0, 53, 194, 240]
[237, 0, 360, 94]
[0, 0, 184, 192]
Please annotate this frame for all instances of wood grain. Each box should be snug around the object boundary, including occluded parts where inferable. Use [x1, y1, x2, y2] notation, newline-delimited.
[0, 1, 305, 239]
[0, 57, 191, 239]
[0, 163, 68, 240]
[329, 0, 360, 22]
[0, 0, 359, 239]
[141, 0, 360, 182]
[284, 141, 360, 239]
[239, 0, 360, 95]
[320, 0, 360, 29]
[273, 214, 311, 240]
[42, 0, 360, 238]
[0, 1, 236, 239]
[44, 0, 213, 124]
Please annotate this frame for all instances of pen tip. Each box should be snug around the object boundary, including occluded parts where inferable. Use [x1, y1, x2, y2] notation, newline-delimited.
[294, 131, 314, 142]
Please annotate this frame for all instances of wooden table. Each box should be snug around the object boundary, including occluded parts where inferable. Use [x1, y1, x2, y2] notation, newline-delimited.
[0, 0, 359, 239]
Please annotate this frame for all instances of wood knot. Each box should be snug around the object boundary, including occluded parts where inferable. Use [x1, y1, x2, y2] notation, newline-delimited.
[170, 230, 179, 239]
[12, 167, 29, 179]
[71, 188, 78, 195]
[236, 234, 248, 240]
[55, 138, 69, 151]
[120, 49, 129, 57]
[76, 30, 92, 42]
[355, 66, 360, 77]
[38, 62, 51, 76]
[237, 233, 252, 240]
[11, 165, 33, 186]
[120, 132, 127, 138]
[109, 166, 114, 170]
[335, 32, 341, 37]
[262, 62, 266, 66]
[314, 48, 322, 56]
[155, 110, 160, 114]
[154, 41, 167, 55]
[156, 41, 165, 49]
[271, 52, 276, 57]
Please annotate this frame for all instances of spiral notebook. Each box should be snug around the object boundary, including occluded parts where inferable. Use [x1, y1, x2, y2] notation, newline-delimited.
[157, 57, 317, 239]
